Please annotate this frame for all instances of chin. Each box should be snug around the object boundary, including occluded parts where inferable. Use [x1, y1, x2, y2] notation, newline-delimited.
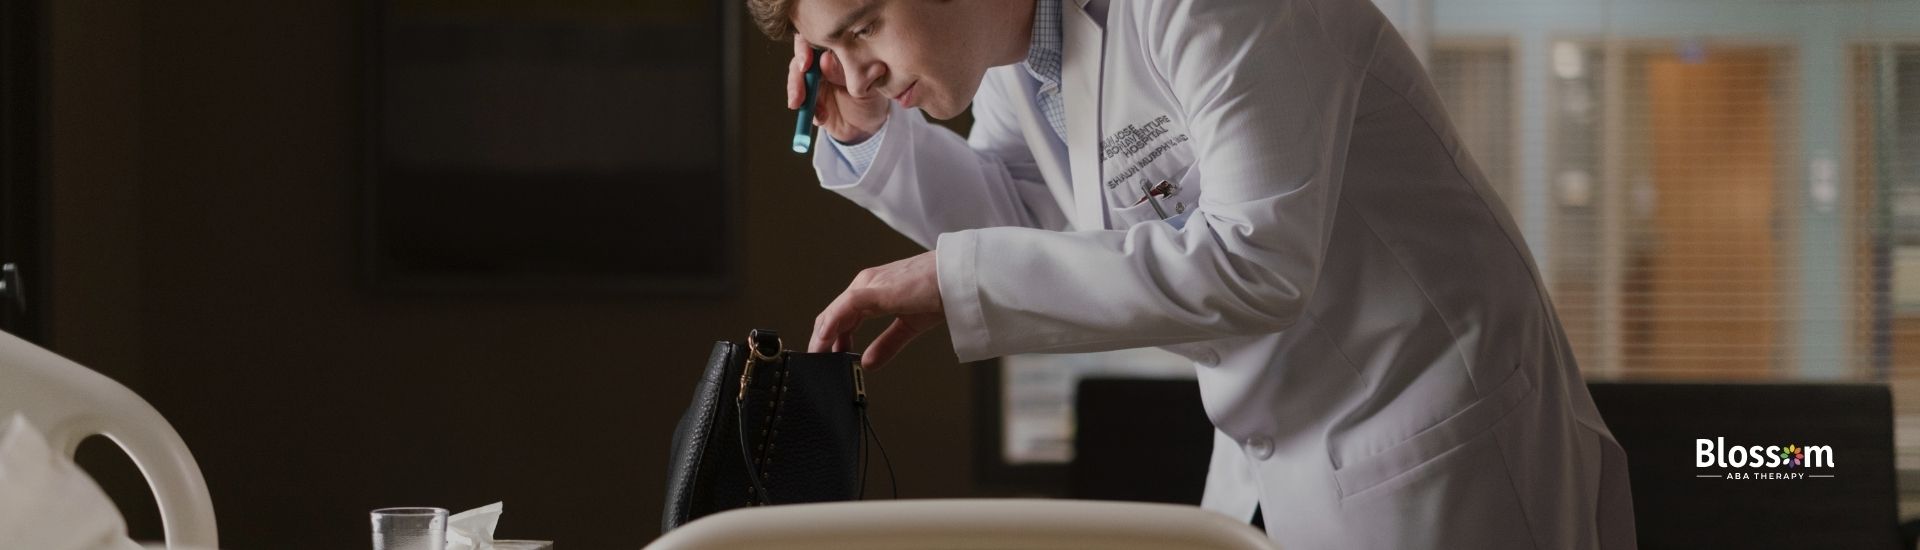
[923, 99, 966, 120]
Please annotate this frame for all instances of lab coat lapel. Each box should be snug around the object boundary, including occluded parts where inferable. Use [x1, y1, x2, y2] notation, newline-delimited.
[1009, 76, 1076, 225]
[1061, 0, 1107, 229]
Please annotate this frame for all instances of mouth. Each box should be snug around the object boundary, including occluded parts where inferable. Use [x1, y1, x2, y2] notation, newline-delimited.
[891, 81, 918, 105]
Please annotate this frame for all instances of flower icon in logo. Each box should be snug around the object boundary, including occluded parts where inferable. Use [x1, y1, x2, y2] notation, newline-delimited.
[1781, 445, 1803, 468]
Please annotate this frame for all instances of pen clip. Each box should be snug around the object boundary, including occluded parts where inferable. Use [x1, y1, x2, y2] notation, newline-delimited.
[1136, 180, 1172, 219]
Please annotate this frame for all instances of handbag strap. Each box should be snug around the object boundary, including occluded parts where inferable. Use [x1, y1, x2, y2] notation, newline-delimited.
[856, 390, 898, 500]
[736, 329, 781, 506]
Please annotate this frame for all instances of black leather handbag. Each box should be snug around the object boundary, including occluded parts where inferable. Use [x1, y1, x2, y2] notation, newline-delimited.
[661, 329, 892, 533]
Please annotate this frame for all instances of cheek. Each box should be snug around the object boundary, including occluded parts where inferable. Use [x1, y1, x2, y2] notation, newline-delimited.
[917, 60, 961, 100]
[892, 31, 975, 112]
[935, 68, 985, 113]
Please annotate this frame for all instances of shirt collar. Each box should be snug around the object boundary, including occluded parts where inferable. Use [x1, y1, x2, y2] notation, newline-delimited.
[1020, 0, 1063, 89]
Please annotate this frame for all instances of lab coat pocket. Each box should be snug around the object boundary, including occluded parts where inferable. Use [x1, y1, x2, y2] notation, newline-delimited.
[1106, 165, 1200, 230]
[1107, 198, 1171, 228]
[1331, 365, 1536, 500]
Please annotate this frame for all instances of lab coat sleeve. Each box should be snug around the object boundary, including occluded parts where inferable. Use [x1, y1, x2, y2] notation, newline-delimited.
[938, 0, 1373, 361]
[826, 122, 887, 174]
[810, 69, 1071, 250]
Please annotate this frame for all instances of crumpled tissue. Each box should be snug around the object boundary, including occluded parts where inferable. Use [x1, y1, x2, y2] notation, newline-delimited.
[445, 501, 504, 550]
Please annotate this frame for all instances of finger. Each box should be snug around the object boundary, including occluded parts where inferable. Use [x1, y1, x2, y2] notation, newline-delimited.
[809, 321, 831, 353]
[789, 38, 813, 109]
[861, 314, 935, 371]
[810, 288, 861, 353]
[813, 83, 836, 127]
[836, 331, 854, 354]
[809, 310, 832, 353]
[819, 49, 846, 87]
[788, 60, 803, 109]
[809, 306, 834, 354]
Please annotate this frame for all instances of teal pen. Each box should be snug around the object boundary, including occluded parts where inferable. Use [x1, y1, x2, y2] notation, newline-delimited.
[792, 49, 825, 154]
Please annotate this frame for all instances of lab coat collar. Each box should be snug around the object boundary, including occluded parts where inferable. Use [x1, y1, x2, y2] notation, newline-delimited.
[1070, 0, 1107, 26]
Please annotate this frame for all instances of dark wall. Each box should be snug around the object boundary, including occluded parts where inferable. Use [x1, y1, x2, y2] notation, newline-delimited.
[45, 2, 979, 548]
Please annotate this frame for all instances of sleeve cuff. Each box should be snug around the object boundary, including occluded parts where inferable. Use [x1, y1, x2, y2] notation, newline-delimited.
[937, 230, 992, 362]
[827, 123, 888, 174]
[811, 102, 912, 196]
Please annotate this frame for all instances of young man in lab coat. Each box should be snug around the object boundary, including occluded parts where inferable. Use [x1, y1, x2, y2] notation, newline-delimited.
[761, 0, 1637, 547]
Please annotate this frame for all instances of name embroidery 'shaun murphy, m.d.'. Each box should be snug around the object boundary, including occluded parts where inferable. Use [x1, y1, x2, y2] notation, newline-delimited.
[1102, 114, 1191, 191]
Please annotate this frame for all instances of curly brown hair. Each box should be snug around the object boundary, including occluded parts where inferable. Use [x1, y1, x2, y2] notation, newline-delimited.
[746, 0, 798, 41]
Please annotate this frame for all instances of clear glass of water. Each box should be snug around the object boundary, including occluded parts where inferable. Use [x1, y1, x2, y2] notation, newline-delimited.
[370, 507, 448, 550]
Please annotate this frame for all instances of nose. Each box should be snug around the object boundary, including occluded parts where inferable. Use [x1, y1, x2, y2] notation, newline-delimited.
[833, 50, 887, 100]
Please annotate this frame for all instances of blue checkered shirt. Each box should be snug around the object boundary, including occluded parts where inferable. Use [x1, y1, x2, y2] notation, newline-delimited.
[829, 0, 1065, 173]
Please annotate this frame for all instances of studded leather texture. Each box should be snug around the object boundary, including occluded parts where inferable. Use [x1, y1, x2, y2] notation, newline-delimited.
[661, 333, 864, 533]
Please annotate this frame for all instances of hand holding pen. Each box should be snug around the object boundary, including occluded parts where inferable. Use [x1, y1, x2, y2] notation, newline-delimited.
[787, 36, 889, 153]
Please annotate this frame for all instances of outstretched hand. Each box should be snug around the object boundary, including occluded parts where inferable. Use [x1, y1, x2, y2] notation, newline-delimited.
[809, 251, 944, 370]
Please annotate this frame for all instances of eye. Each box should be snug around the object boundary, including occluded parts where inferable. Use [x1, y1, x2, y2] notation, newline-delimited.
[854, 23, 876, 39]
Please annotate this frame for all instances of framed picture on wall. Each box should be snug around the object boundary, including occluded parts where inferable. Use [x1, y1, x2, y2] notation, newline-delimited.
[362, 0, 738, 294]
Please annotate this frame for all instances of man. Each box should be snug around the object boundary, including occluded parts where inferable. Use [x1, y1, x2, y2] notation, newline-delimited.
[756, 0, 1637, 547]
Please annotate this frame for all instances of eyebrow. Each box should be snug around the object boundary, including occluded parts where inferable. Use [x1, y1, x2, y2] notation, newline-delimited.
[822, 2, 882, 45]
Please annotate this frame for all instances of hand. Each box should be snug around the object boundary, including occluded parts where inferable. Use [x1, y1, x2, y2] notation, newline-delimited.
[810, 251, 944, 370]
[788, 36, 890, 144]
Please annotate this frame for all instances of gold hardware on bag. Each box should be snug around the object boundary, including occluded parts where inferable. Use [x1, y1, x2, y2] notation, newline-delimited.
[852, 360, 867, 405]
[739, 333, 784, 402]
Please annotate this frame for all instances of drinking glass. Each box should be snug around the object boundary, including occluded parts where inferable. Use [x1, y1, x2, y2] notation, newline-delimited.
[371, 507, 448, 550]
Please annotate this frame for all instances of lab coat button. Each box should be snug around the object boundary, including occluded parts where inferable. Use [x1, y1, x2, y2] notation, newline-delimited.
[1247, 435, 1274, 460]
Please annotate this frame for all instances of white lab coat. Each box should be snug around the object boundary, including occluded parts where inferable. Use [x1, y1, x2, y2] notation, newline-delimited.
[811, 0, 1637, 547]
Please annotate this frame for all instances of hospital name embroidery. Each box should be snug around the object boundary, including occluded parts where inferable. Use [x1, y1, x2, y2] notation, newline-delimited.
[1100, 115, 1175, 161]
[1100, 115, 1191, 189]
